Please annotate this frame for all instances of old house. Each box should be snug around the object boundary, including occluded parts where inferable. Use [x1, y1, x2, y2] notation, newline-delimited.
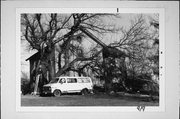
[26, 51, 41, 84]
[26, 51, 49, 93]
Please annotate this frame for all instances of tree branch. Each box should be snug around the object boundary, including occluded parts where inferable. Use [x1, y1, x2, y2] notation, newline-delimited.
[55, 49, 102, 77]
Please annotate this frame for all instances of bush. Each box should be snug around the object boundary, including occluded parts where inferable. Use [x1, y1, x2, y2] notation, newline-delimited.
[21, 72, 30, 95]
[111, 83, 126, 92]
[21, 78, 30, 95]
[93, 85, 105, 93]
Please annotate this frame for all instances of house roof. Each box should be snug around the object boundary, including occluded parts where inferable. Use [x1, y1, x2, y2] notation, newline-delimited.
[26, 51, 41, 61]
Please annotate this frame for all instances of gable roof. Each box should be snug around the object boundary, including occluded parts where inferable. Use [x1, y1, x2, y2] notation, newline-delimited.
[26, 51, 41, 61]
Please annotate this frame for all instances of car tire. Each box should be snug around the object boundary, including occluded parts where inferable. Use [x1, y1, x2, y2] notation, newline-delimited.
[81, 89, 89, 95]
[53, 89, 62, 97]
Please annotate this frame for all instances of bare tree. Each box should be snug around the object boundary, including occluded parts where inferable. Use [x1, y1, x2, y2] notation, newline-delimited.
[83, 15, 159, 92]
[115, 15, 159, 92]
[21, 13, 119, 93]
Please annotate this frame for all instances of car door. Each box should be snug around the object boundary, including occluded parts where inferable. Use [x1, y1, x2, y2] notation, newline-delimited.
[58, 78, 68, 92]
[66, 78, 79, 93]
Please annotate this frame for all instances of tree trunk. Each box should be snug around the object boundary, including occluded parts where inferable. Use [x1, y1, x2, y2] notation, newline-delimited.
[103, 56, 111, 93]
[58, 53, 62, 70]
[48, 48, 56, 81]
[121, 58, 130, 92]
[64, 49, 70, 76]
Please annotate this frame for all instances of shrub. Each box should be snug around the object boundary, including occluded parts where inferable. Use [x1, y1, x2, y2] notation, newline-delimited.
[21, 72, 30, 95]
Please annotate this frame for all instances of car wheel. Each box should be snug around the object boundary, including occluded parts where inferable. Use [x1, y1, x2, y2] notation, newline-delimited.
[53, 89, 62, 97]
[81, 89, 89, 95]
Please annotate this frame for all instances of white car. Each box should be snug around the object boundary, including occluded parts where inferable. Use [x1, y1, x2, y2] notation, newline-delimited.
[42, 77, 93, 97]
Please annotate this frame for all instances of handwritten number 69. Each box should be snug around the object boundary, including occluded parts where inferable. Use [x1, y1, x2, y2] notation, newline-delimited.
[137, 106, 145, 112]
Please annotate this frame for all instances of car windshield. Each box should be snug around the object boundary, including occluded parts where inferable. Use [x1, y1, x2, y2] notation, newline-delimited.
[49, 78, 59, 83]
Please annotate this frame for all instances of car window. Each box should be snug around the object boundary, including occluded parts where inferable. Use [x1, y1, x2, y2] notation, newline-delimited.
[67, 78, 77, 83]
[77, 78, 83, 83]
[59, 78, 66, 83]
[82, 78, 90, 83]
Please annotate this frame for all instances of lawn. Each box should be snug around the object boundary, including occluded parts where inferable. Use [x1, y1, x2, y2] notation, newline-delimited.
[21, 93, 159, 106]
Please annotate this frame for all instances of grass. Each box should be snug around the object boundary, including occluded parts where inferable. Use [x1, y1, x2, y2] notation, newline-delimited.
[21, 93, 159, 106]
